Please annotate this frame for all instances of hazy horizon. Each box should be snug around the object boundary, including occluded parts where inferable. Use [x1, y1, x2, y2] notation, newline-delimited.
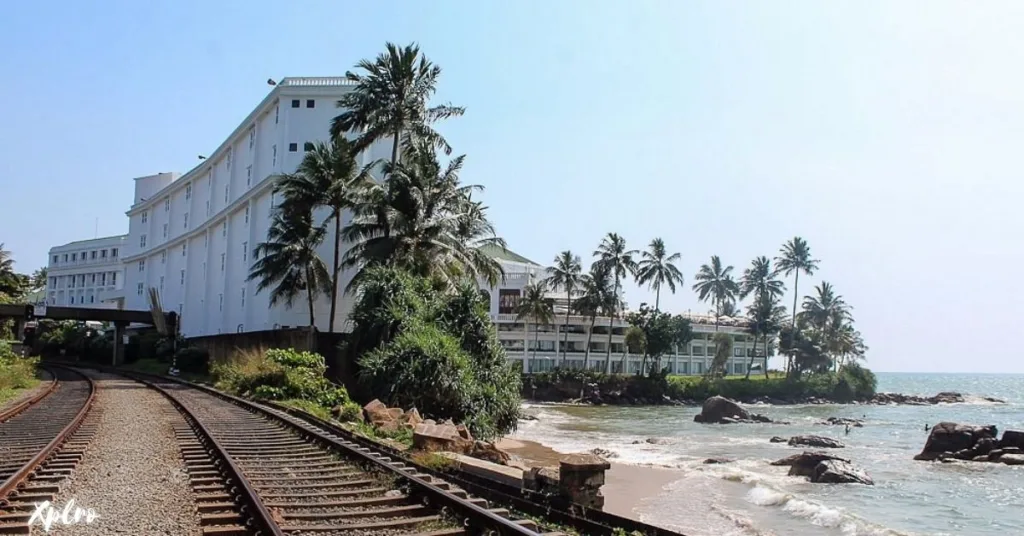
[2, 2, 1022, 374]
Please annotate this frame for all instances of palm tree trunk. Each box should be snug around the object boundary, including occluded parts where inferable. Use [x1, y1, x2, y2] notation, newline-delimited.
[584, 316, 595, 371]
[391, 128, 401, 167]
[327, 212, 341, 333]
[654, 285, 661, 312]
[745, 329, 755, 379]
[305, 267, 316, 346]
[562, 295, 571, 368]
[606, 314, 614, 374]
[788, 271, 800, 377]
[763, 334, 770, 379]
[533, 321, 541, 367]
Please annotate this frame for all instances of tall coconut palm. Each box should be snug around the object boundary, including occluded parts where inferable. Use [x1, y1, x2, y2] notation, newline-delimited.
[594, 233, 637, 372]
[745, 292, 786, 378]
[515, 281, 555, 370]
[635, 238, 684, 311]
[574, 264, 613, 372]
[277, 137, 375, 332]
[692, 256, 739, 331]
[544, 251, 582, 366]
[340, 143, 504, 291]
[739, 256, 785, 304]
[0, 243, 19, 297]
[775, 237, 819, 373]
[30, 267, 47, 292]
[331, 42, 465, 167]
[248, 203, 333, 332]
[801, 281, 851, 369]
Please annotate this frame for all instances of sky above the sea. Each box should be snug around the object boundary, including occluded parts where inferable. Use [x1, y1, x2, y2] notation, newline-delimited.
[2, 1, 1023, 373]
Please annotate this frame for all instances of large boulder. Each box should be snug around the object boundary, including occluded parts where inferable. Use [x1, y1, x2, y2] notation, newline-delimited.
[470, 440, 511, 465]
[820, 417, 864, 427]
[363, 399, 391, 424]
[811, 460, 874, 485]
[694, 396, 773, 424]
[1000, 454, 1024, 466]
[914, 422, 998, 461]
[928, 392, 966, 404]
[788, 435, 845, 449]
[771, 451, 850, 477]
[1000, 430, 1024, 450]
[769, 436, 788, 443]
[412, 422, 473, 454]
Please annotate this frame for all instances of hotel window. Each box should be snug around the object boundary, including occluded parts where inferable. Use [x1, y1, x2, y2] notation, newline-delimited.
[184, 212, 189, 229]
[304, 142, 314, 151]
[111, 272, 117, 284]
[692, 345, 703, 356]
[288, 143, 298, 152]
[159, 276, 164, 292]
[53, 255, 58, 264]
[71, 253, 77, 261]
[79, 275, 85, 285]
[306, 99, 315, 108]
[100, 273, 106, 285]
[291, 99, 300, 108]
[63, 254, 68, 262]
[498, 289, 521, 315]
[137, 283, 144, 296]
[242, 241, 248, 261]
[185, 183, 192, 199]
[164, 198, 170, 211]
[272, 145, 277, 166]
[206, 200, 210, 216]
[226, 148, 232, 170]
[111, 248, 118, 258]
[246, 166, 251, 187]
[90, 274, 96, 284]
[162, 224, 168, 238]
[140, 235, 147, 247]
[218, 293, 223, 311]
[68, 278, 74, 288]
[734, 346, 743, 357]
[139, 260, 145, 272]
[222, 221, 227, 237]
[89, 296, 94, 304]
[241, 288, 246, 307]
[101, 249, 107, 258]
[160, 251, 166, 264]
[275, 105, 279, 124]
[180, 270, 185, 285]
[248, 126, 255, 149]
[244, 206, 250, 224]
[221, 253, 225, 272]
[91, 250, 97, 259]
[141, 211, 148, 224]
[69, 296, 74, 304]
[706, 346, 715, 357]
[224, 184, 229, 203]
[182, 243, 187, 257]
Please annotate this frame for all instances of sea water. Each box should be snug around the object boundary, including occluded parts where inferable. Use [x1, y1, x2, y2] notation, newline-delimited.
[512, 373, 1024, 536]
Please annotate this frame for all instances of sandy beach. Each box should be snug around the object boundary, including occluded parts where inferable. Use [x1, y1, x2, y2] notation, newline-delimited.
[495, 437, 683, 520]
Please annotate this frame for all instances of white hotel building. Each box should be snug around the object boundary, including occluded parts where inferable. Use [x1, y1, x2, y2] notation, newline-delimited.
[44, 76, 764, 375]
[479, 249, 766, 376]
[45, 236, 127, 309]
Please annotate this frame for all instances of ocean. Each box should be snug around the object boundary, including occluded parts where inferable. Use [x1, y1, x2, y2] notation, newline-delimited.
[512, 373, 1024, 536]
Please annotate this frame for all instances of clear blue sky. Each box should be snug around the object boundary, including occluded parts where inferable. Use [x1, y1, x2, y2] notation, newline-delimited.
[2, 1, 1022, 373]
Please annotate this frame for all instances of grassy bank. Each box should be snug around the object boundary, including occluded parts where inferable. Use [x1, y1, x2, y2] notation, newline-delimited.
[524, 365, 877, 405]
[0, 341, 40, 406]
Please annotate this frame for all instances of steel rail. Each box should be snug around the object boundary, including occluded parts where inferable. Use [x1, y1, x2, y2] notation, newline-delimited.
[0, 366, 95, 500]
[0, 366, 59, 423]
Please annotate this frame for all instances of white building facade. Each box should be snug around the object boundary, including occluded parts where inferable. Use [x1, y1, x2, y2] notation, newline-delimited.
[120, 77, 393, 336]
[480, 249, 767, 376]
[45, 236, 127, 309]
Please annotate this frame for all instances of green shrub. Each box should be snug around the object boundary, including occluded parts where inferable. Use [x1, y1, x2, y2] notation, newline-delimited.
[211, 347, 351, 411]
[351, 267, 521, 440]
[335, 401, 363, 422]
[0, 341, 38, 394]
[173, 346, 210, 374]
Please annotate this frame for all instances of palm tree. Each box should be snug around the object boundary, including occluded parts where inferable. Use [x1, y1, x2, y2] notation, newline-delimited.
[0, 244, 19, 297]
[331, 42, 464, 167]
[739, 256, 785, 304]
[515, 282, 555, 370]
[775, 237, 820, 374]
[801, 281, 851, 369]
[692, 256, 739, 331]
[635, 238, 684, 311]
[30, 267, 47, 292]
[745, 292, 786, 378]
[574, 264, 613, 372]
[544, 251, 582, 367]
[340, 143, 504, 291]
[277, 137, 375, 332]
[248, 203, 333, 332]
[594, 233, 637, 372]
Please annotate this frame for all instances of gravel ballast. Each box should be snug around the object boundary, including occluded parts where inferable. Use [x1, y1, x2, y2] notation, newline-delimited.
[40, 371, 201, 535]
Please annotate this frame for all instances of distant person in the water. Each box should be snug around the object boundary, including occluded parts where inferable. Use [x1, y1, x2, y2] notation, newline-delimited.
[925, 424, 930, 431]
[845, 424, 851, 435]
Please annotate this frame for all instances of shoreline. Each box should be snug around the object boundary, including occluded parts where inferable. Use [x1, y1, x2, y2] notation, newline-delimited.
[522, 389, 1007, 408]
[495, 437, 684, 521]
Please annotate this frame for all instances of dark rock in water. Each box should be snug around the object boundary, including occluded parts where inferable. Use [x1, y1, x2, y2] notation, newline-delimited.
[1000, 454, 1024, 465]
[788, 435, 845, 449]
[983, 396, 1007, 404]
[914, 422, 998, 461]
[703, 457, 734, 464]
[645, 437, 672, 445]
[820, 417, 864, 427]
[694, 396, 773, 424]
[988, 447, 1023, 461]
[772, 451, 850, 477]
[770, 436, 787, 443]
[999, 430, 1024, 450]
[929, 392, 966, 404]
[519, 414, 538, 421]
[811, 460, 874, 485]
[590, 448, 617, 458]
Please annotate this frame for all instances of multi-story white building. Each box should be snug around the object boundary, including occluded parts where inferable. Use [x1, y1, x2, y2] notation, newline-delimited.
[479, 247, 767, 376]
[120, 77, 394, 336]
[45, 236, 126, 309]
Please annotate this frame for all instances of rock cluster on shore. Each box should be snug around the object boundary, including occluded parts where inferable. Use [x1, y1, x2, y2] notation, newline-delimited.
[787, 435, 845, 448]
[872, 391, 1006, 405]
[914, 422, 1024, 464]
[693, 396, 778, 424]
[771, 451, 874, 485]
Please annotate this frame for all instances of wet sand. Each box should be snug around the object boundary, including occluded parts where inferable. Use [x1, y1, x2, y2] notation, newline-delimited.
[496, 437, 683, 520]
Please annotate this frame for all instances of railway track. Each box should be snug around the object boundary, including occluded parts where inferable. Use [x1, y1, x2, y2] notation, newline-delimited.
[134, 374, 561, 536]
[0, 366, 97, 534]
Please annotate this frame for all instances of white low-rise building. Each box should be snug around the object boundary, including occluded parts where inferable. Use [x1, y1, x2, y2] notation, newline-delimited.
[479, 248, 767, 376]
[45, 236, 127, 309]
